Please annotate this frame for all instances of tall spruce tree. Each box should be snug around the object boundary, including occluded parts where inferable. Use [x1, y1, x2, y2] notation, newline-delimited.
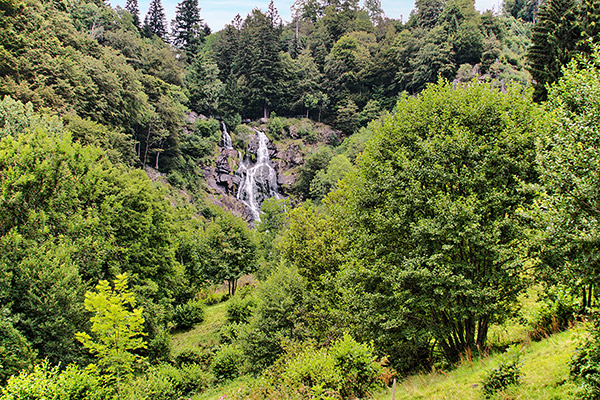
[125, 0, 140, 28]
[237, 8, 285, 118]
[526, 0, 579, 102]
[143, 0, 169, 41]
[172, 0, 205, 59]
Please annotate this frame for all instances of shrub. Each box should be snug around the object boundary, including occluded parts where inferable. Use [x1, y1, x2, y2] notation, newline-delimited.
[122, 363, 213, 400]
[330, 333, 383, 398]
[173, 299, 205, 330]
[198, 290, 229, 306]
[1, 362, 107, 400]
[175, 347, 215, 369]
[571, 318, 600, 398]
[146, 328, 172, 364]
[219, 322, 242, 344]
[226, 294, 256, 324]
[481, 345, 523, 397]
[0, 317, 36, 385]
[530, 287, 578, 340]
[268, 113, 287, 140]
[212, 344, 243, 382]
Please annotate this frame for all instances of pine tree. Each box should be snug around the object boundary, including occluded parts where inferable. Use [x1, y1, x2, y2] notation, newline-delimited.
[171, 0, 205, 59]
[143, 0, 168, 41]
[526, 0, 579, 102]
[125, 0, 140, 28]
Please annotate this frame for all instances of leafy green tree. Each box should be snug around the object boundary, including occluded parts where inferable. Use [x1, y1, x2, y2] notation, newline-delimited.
[0, 314, 36, 385]
[527, 0, 580, 102]
[76, 273, 146, 391]
[203, 213, 257, 296]
[171, 0, 205, 59]
[309, 154, 357, 200]
[530, 46, 600, 309]
[143, 0, 168, 41]
[332, 81, 539, 366]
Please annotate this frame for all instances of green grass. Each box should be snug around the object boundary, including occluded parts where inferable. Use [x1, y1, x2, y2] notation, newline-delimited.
[171, 300, 229, 356]
[374, 329, 578, 400]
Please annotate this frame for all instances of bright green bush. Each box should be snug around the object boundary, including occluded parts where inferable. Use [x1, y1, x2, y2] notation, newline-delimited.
[481, 346, 523, 397]
[571, 319, 600, 398]
[173, 299, 205, 330]
[226, 294, 256, 324]
[330, 333, 383, 398]
[212, 344, 243, 382]
[122, 363, 213, 400]
[1, 362, 107, 400]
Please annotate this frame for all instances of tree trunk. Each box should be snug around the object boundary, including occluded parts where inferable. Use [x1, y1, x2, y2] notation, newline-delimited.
[143, 122, 152, 168]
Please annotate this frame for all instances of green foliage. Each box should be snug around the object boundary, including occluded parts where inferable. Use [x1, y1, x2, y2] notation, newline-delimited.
[481, 345, 523, 397]
[331, 80, 539, 369]
[212, 343, 243, 382]
[202, 212, 258, 296]
[330, 333, 384, 399]
[226, 293, 257, 325]
[121, 363, 212, 400]
[571, 320, 600, 399]
[530, 46, 600, 303]
[267, 112, 287, 140]
[76, 273, 146, 385]
[1, 361, 107, 400]
[236, 266, 313, 374]
[173, 299, 205, 330]
[227, 334, 383, 400]
[526, 0, 580, 101]
[530, 287, 578, 340]
[0, 314, 36, 385]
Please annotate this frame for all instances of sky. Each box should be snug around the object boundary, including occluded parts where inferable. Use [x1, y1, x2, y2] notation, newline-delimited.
[110, 0, 501, 32]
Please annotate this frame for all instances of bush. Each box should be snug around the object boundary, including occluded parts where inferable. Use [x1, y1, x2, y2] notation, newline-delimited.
[198, 290, 229, 306]
[0, 317, 36, 385]
[122, 363, 213, 400]
[1, 362, 107, 400]
[146, 328, 172, 364]
[330, 333, 383, 398]
[226, 335, 384, 400]
[175, 347, 215, 369]
[571, 318, 600, 398]
[226, 293, 256, 324]
[219, 322, 242, 345]
[268, 113, 287, 140]
[530, 287, 578, 340]
[481, 345, 523, 397]
[173, 299, 205, 330]
[212, 344, 243, 382]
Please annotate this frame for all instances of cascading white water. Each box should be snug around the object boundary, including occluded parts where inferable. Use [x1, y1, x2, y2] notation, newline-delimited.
[236, 129, 281, 222]
[221, 122, 233, 149]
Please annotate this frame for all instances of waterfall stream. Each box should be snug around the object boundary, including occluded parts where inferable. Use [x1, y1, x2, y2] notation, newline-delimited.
[236, 129, 281, 222]
[221, 122, 233, 149]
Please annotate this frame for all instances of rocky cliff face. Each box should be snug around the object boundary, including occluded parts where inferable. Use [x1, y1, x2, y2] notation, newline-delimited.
[205, 120, 341, 222]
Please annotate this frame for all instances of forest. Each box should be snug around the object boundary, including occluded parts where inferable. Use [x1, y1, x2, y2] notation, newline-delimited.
[1, 0, 600, 398]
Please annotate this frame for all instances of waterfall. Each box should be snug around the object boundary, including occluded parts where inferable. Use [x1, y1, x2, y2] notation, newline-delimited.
[236, 129, 281, 222]
[221, 122, 233, 149]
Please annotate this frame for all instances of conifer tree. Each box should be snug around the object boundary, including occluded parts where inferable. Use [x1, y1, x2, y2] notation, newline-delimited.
[526, 0, 579, 102]
[172, 0, 205, 58]
[125, 0, 140, 28]
[143, 0, 169, 41]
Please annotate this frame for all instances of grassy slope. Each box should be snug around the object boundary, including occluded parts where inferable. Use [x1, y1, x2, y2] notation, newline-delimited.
[172, 289, 579, 400]
[375, 329, 578, 400]
[171, 300, 229, 356]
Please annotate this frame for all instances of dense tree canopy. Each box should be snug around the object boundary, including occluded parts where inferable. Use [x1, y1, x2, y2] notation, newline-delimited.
[331, 81, 539, 366]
